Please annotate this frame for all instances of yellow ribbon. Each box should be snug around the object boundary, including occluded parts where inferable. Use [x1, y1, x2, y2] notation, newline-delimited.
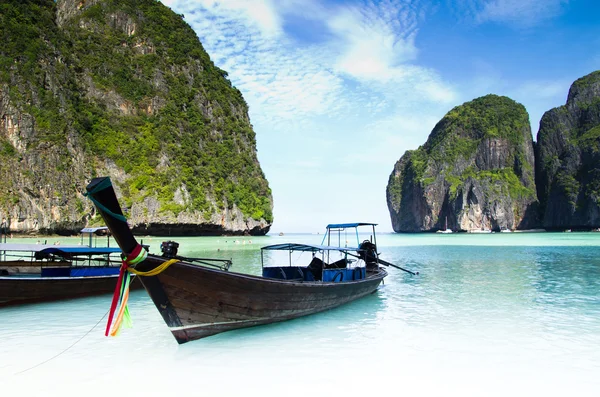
[126, 258, 180, 276]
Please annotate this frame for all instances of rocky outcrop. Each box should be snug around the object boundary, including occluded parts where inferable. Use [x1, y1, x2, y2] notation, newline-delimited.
[0, 0, 272, 236]
[535, 71, 600, 229]
[387, 95, 539, 232]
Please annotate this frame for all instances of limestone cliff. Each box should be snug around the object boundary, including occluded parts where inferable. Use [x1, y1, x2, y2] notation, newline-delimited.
[535, 71, 600, 229]
[0, 0, 272, 235]
[387, 95, 539, 232]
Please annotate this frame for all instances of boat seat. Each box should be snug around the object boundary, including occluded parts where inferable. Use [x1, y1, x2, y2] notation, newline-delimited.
[307, 257, 324, 281]
[325, 258, 348, 269]
[263, 266, 310, 281]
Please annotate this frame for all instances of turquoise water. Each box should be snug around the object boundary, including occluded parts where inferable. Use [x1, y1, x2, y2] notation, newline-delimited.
[2, 232, 600, 396]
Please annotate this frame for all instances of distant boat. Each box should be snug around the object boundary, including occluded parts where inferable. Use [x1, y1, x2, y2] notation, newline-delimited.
[436, 217, 453, 234]
[469, 228, 492, 234]
[500, 227, 512, 233]
[564, 229, 572, 233]
[278, 232, 284, 236]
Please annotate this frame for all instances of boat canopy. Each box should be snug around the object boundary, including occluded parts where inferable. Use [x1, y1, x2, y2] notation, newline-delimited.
[40, 247, 122, 255]
[261, 243, 361, 253]
[322, 222, 378, 248]
[0, 243, 121, 255]
[0, 244, 81, 252]
[325, 223, 377, 229]
[80, 226, 111, 247]
[80, 227, 109, 234]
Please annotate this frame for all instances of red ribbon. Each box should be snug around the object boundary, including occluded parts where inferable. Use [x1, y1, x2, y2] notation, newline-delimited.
[125, 244, 143, 264]
[105, 244, 143, 336]
[105, 265, 126, 336]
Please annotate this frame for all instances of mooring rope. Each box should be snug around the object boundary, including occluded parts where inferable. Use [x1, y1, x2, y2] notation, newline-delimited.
[13, 248, 180, 373]
[14, 308, 109, 375]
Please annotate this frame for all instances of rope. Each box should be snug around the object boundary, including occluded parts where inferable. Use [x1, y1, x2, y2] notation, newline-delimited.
[122, 243, 180, 277]
[86, 176, 113, 194]
[83, 178, 127, 222]
[15, 309, 109, 375]
[126, 259, 179, 276]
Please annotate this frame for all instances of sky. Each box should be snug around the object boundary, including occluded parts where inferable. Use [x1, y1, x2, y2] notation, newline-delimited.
[160, 0, 600, 233]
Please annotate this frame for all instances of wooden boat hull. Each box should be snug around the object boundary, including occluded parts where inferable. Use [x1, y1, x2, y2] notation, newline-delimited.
[135, 256, 387, 343]
[0, 274, 140, 306]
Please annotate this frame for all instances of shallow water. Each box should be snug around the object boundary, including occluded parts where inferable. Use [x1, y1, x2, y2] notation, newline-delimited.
[2, 232, 599, 396]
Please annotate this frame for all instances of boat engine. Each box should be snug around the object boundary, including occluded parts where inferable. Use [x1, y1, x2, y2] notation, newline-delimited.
[359, 240, 379, 269]
[160, 240, 179, 258]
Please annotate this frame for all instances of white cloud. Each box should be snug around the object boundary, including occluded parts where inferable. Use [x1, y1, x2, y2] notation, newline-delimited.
[172, 2, 347, 128]
[327, 5, 418, 81]
[169, 0, 283, 37]
[415, 75, 458, 103]
[325, 2, 456, 103]
[164, 0, 456, 129]
[453, 0, 568, 27]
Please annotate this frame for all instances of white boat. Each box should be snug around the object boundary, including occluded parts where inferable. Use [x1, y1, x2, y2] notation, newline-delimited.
[436, 217, 453, 234]
[469, 229, 492, 234]
[436, 229, 453, 234]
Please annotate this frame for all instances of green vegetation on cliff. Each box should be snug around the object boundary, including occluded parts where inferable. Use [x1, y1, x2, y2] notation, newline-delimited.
[0, 1, 60, 80]
[0, 0, 68, 141]
[576, 125, 600, 148]
[387, 93, 538, 232]
[0, 0, 272, 227]
[458, 167, 535, 199]
[427, 95, 529, 151]
[536, 70, 600, 227]
[408, 95, 533, 194]
[571, 70, 600, 92]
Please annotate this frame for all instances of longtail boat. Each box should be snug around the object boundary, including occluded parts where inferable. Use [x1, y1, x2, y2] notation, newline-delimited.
[0, 244, 130, 306]
[85, 177, 389, 344]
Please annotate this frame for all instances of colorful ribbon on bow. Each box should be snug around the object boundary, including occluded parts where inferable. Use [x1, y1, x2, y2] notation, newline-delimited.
[105, 244, 179, 337]
[105, 244, 147, 337]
